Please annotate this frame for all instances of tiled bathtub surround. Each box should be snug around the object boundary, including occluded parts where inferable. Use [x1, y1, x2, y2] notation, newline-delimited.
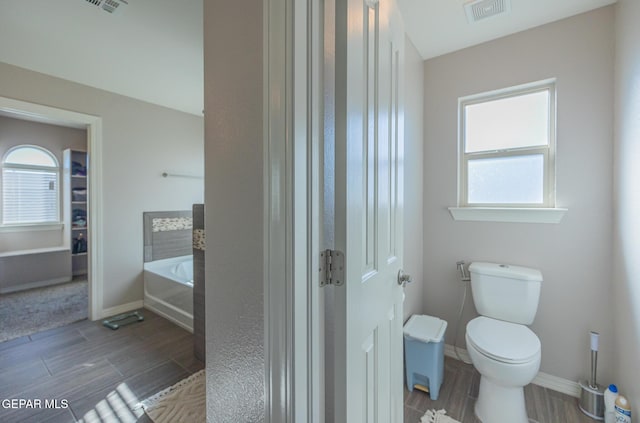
[193, 204, 205, 362]
[152, 217, 193, 232]
[193, 229, 205, 251]
[143, 211, 193, 262]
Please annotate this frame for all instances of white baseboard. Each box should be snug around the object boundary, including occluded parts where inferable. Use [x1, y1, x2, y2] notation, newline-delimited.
[100, 300, 144, 319]
[142, 301, 193, 333]
[533, 372, 581, 398]
[444, 343, 581, 398]
[444, 343, 472, 363]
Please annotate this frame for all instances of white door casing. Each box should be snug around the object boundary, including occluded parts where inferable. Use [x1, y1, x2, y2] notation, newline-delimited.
[264, 0, 324, 421]
[333, 0, 405, 420]
[0, 96, 104, 321]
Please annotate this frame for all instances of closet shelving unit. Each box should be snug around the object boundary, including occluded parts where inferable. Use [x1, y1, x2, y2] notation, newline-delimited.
[63, 149, 89, 277]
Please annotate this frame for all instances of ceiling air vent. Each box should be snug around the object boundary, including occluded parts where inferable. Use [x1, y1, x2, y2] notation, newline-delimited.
[83, 0, 129, 14]
[464, 0, 511, 23]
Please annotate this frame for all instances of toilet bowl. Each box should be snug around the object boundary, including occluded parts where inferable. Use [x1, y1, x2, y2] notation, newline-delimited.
[466, 316, 541, 423]
[465, 262, 543, 423]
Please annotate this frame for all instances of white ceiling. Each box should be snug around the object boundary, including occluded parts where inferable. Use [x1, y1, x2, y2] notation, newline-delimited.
[0, 0, 203, 116]
[400, 0, 617, 60]
[0, 0, 616, 116]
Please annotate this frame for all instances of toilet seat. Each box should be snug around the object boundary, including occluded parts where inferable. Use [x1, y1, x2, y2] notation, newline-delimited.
[467, 317, 540, 364]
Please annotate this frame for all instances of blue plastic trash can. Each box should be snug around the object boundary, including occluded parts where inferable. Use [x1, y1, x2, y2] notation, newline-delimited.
[403, 314, 447, 400]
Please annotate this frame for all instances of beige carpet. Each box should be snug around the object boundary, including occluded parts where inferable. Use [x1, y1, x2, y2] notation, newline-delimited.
[0, 280, 88, 343]
[140, 370, 205, 423]
[421, 409, 461, 423]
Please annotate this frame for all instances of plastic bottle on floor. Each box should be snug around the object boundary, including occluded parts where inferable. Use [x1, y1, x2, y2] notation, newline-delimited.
[614, 394, 632, 423]
[604, 384, 618, 423]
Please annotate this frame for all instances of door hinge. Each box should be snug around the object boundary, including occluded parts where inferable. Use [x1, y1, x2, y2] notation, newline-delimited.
[320, 249, 344, 287]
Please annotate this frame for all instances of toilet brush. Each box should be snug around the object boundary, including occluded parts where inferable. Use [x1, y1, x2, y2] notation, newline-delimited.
[579, 331, 605, 420]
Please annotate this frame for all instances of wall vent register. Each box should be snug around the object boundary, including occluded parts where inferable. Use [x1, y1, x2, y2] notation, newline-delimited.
[464, 0, 511, 23]
[83, 0, 129, 14]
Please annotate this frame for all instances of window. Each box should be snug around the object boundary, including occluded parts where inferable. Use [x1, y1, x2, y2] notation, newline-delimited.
[458, 80, 556, 208]
[2, 145, 60, 225]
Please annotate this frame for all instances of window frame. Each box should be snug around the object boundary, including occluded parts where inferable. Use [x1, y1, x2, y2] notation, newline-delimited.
[458, 79, 557, 208]
[1, 144, 61, 226]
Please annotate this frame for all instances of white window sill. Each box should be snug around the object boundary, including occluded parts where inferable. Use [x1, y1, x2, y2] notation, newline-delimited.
[0, 222, 64, 233]
[448, 207, 567, 224]
[0, 246, 69, 258]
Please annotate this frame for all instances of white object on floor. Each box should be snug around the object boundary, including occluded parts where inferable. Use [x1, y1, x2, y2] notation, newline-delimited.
[420, 409, 461, 423]
[139, 370, 205, 423]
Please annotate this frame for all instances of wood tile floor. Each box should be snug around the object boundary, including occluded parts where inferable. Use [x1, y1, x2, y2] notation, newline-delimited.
[0, 309, 203, 423]
[1, 309, 593, 423]
[404, 357, 595, 423]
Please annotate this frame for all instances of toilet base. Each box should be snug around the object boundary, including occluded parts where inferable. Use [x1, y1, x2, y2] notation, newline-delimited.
[475, 376, 529, 423]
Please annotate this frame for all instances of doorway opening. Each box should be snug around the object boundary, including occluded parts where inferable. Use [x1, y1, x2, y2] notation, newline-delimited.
[0, 97, 103, 339]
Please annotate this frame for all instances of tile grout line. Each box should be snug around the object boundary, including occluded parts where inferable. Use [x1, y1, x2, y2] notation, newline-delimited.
[107, 357, 125, 378]
[405, 403, 427, 414]
[77, 327, 90, 342]
[41, 355, 54, 377]
[170, 357, 194, 375]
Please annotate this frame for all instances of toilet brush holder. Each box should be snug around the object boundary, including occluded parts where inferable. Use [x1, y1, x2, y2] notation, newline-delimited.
[579, 379, 604, 420]
[579, 332, 604, 420]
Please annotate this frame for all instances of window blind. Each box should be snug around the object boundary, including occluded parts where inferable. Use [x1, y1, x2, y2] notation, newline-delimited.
[2, 167, 59, 224]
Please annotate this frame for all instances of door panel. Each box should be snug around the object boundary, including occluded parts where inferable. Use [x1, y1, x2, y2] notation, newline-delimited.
[362, 332, 376, 422]
[364, 0, 378, 278]
[333, 0, 405, 420]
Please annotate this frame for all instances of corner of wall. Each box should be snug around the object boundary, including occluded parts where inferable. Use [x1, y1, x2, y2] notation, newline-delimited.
[612, 0, 640, 406]
[403, 34, 425, 321]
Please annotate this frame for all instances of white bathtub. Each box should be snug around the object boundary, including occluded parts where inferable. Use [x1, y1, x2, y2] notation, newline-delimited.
[143, 255, 193, 332]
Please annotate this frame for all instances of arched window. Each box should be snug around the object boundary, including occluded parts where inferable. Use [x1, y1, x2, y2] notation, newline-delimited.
[2, 145, 60, 224]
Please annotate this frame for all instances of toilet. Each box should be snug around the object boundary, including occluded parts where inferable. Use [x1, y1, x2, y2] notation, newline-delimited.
[465, 262, 543, 423]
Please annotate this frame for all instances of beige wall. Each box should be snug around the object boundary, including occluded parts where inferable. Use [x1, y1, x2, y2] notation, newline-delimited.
[422, 7, 615, 383]
[403, 36, 425, 321]
[613, 0, 640, 406]
[0, 115, 86, 252]
[0, 115, 86, 165]
[0, 62, 204, 310]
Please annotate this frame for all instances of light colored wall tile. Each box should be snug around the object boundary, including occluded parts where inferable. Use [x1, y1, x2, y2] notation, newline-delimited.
[152, 217, 193, 232]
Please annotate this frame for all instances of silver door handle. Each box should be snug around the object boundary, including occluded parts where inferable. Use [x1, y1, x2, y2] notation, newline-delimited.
[397, 270, 412, 287]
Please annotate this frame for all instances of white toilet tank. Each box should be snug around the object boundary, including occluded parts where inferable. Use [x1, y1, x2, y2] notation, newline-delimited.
[469, 262, 542, 325]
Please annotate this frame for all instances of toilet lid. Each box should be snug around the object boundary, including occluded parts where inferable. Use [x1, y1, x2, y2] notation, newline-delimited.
[466, 317, 540, 364]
